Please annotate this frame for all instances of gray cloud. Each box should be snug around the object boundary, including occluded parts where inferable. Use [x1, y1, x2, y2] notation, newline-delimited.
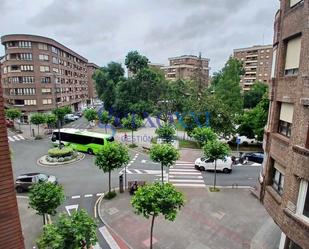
[0, 0, 279, 73]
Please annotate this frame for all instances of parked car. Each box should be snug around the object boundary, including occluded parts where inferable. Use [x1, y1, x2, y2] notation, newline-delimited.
[242, 152, 264, 164]
[194, 156, 233, 173]
[75, 111, 83, 117]
[15, 173, 57, 193]
[5, 119, 14, 128]
[64, 114, 79, 121]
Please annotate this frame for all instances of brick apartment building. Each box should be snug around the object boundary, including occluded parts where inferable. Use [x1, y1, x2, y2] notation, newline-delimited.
[261, 0, 309, 248]
[87, 62, 99, 105]
[161, 54, 210, 86]
[233, 45, 273, 91]
[0, 34, 98, 123]
[0, 67, 25, 247]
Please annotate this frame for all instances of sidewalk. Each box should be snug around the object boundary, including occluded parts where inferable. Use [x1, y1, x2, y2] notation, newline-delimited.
[99, 188, 279, 249]
[17, 197, 42, 249]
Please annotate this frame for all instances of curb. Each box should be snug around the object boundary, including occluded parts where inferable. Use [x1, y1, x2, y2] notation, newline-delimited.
[36, 153, 85, 167]
[96, 191, 134, 249]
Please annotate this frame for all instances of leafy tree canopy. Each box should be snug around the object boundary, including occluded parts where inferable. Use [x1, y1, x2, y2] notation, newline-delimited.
[84, 108, 98, 122]
[45, 113, 57, 126]
[203, 139, 230, 162]
[150, 144, 179, 167]
[121, 113, 144, 131]
[53, 106, 71, 121]
[125, 50, 149, 75]
[5, 108, 21, 120]
[30, 113, 46, 125]
[244, 81, 268, 109]
[155, 124, 176, 143]
[191, 127, 217, 146]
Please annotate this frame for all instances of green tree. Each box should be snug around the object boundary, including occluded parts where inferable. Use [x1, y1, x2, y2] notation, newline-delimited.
[95, 142, 130, 195]
[131, 183, 184, 249]
[203, 140, 230, 190]
[244, 81, 268, 109]
[213, 57, 244, 114]
[191, 127, 217, 147]
[99, 110, 113, 133]
[93, 62, 125, 111]
[30, 113, 46, 135]
[45, 113, 57, 129]
[28, 182, 65, 225]
[5, 108, 22, 129]
[155, 123, 176, 143]
[125, 50, 149, 75]
[84, 108, 98, 123]
[150, 144, 179, 184]
[53, 106, 71, 125]
[37, 209, 97, 249]
[121, 114, 144, 144]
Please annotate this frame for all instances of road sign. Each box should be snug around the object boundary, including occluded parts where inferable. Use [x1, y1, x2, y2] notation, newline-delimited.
[65, 204, 79, 216]
[236, 138, 241, 145]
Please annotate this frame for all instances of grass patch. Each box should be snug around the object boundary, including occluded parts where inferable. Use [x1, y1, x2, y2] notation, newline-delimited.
[115, 128, 131, 132]
[209, 187, 220, 192]
[104, 191, 117, 200]
[128, 143, 138, 148]
[179, 139, 200, 149]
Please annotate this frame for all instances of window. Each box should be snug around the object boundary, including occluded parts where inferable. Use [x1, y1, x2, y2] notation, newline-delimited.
[41, 88, 52, 94]
[52, 57, 59, 64]
[39, 54, 49, 61]
[272, 162, 285, 195]
[285, 36, 301, 76]
[38, 43, 48, 50]
[51, 46, 59, 54]
[296, 180, 309, 223]
[306, 124, 309, 149]
[24, 99, 36, 105]
[21, 65, 33, 72]
[271, 49, 277, 78]
[40, 66, 50, 72]
[278, 103, 294, 137]
[53, 68, 59, 73]
[260, 62, 263, 65]
[18, 41, 31, 48]
[41, 77, 51, 84]
[290, 0, 303, 7]
[42, 99, 52, 105]
[15, 53, 32, 60]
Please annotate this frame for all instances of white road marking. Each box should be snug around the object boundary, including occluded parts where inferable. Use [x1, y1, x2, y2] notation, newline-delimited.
[84, 194, 93, 198]
[13, 136, 20, 141]
[99, 226, 121, 249]
[65, 204, 79, 216]
[17, 135, 25, 140]
[169, 175, 203, 179]
[173, 183, 206, 188]
[71, 195, 80, 199]
[169, 179, 204, 183]
[170, 172, 201, 175]
[141, 159, 147, 163]
[135, 169, 142, 174]
[8, 136, 14, 142]
[96, 193, 104, 196]
[169, 169, 197, 172]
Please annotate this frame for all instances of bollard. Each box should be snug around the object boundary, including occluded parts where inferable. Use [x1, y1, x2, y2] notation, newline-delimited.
[119, 174, 124, 193]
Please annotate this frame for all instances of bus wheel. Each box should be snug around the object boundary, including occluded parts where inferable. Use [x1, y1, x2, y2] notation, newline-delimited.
[87, 149, 94, 155]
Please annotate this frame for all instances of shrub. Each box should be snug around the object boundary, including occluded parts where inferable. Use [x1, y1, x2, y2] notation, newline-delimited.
[48, 147, 73, 158]
[104, 191, 116, 200]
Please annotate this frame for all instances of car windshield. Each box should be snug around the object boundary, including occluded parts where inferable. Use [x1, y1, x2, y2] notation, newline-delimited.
[37, 174, 48, 182]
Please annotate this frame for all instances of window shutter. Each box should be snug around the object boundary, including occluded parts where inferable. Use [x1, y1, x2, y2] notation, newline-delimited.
[271, 49, 277, 78]
[290, 0, 302, 7]
[285, 37, 301, 70]
[280, 103, 294, 123]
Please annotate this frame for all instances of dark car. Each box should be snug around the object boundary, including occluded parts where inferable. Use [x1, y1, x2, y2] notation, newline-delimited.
[15, 173, 57, 193]
[75, 111, 83, 117]
[242, 152, 264, 164]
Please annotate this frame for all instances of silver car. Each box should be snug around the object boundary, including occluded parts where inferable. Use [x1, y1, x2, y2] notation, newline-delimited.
[15, 173, 57, 193]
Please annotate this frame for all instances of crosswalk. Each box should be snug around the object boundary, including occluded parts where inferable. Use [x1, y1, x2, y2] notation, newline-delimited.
[7, 134, 25, 142]
[168, 161, 206, 188]
[119, 169, 162, 175]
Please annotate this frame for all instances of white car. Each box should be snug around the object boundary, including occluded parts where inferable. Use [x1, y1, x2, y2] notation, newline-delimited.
[64, 114, 79, 121]
[194, 156, 233, 173]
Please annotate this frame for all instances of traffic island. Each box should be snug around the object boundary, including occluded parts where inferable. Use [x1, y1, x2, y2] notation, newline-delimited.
[37, 150, 85, 167]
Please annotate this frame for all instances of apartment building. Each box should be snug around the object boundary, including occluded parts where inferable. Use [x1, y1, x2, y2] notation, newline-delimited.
[261, 0, 309, 248]
[0, 68, 25, 247]
[234, 45, 273, 91]
[87, 62, 99, 105]
[161, 55, 210, 86]
[0, 34, 95, 123]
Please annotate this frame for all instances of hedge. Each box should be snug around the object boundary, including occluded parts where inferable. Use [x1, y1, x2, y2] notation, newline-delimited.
[48, 147, 73, 158]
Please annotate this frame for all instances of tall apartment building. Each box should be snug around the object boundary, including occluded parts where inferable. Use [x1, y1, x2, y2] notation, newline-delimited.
[161, 55, 210, 86]
[234, 45, 273, 91]
[0, 68, 25, 247]
[261, 0, 309, 248]
[0, 34, 96, 123]
[87, 62, 99, 105]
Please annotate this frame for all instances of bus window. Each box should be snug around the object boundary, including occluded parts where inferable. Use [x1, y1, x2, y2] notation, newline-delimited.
[92, 137, 104, 145]
[107, 136, 114, 142]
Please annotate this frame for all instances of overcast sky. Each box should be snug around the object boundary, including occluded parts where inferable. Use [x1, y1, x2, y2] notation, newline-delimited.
[0, 0, 279, 74]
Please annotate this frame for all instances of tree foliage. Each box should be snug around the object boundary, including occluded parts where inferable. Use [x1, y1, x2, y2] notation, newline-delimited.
[121, 114, 144, 143]
[191, 127, 217, 146]
[30, 113, 46, 135]
[212, 57, 244, 114]
[125, 50, 149, 75]
[243, 81, 268, 109]
[99, 111, 113, 133]
[5, 108, 21, 128]
[155, 124, 176, 143]
[45, 113, 57, 127]
[37, 209, 97, 249]
[131, 183, 184, 249]
[29, 182, 65, 217]
[83, 108, 98, 122]
[95, 142, 130, 193]
[150, 144, 179, 184]
[53, 106, 71, 121]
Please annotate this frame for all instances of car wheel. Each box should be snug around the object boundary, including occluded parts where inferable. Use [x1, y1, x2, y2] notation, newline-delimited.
[199, 166, 205, 171]
[87, 148, 94, 155]
[16, 186, 24, 193]
[223, 168, 231, 174]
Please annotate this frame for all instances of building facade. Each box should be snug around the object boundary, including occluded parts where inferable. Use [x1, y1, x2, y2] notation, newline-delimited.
[0, 34, 93, 123]
[234, 45, 273, 91]
[87, 62, 99, 105]
[161, 55, 210, 86]
[0, 67, 25, 248]
[261, 0, 309, 248]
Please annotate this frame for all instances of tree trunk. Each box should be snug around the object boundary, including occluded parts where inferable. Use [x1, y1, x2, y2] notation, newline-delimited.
[214, 160, 217, 190]
[108, 170, 111, 194]
[105, 124, 107, 134]
[37, 125, 39, 135]
[150, 214, 155, 249]
[161, 163, 164, 185]
[43, 213, 46, 225]
[131, 129, 134, 144]
[58, 119, 62, 149]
